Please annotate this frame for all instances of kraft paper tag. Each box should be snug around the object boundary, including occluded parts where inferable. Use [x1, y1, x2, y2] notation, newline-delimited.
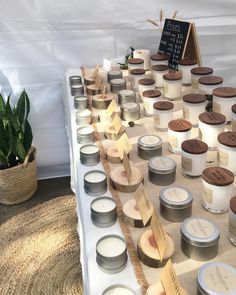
[123, 151, 132, 183]
[116, 133, 133, 160]
[183, 106, 189, 120]
[135, 183, 153, 226]
[192, 78, 198, 89]
[203, 186, 213, 204]
[218, 150, 229, 166]
[151, 212, 166, 262]
[101, 84, 106, 99]
[95, 75, 103, 88]
[232, 120, 236, 132]
[181, 156, 192, 172]
[107, 99, 118, 117]
[112, 113, 122, 135]
[213, 101, 221, 113]
[168, 135, 177, 148]
[93, 64, 100, 80]
[160, 259, 185, 295]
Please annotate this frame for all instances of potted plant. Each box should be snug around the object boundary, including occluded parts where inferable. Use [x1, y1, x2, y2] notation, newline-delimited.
[0, 90, 37, 205]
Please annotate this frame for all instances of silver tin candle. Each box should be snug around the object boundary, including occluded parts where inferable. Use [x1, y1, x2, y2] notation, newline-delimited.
[121, 102, 140, 121]
[160, 186, 193, 222]
[151, 64, 169, 88]
[71, 84, 84, 96]
[92, 94, 113, 109]
[148, 156, 176, 186]
[191, 66, 213, 89]
[80, 144, 100, 166]
[153, 101, 174, 131]
[197, 262, 236, 295]
[183, 94, 206, 127]
[84, 170, 107, 196]
[74, 95, 89, 110]
[138, 134, 162, 160]
[75, 109, 92, 126]
[96, 235, 127, 274]
[110, 78, 126, 94]
[76, 125, 95, 144]
[130, 69, 146, 90]
[142, 90, 162, 116]
[180, 217, 220, 261]
[102, 284, 135, 295]
[107, 70, 122, 82]
[90, 196, 117, 227]
[150, 53, 169, 67]
[163, 72, 182, 101]
[198, 76, 223, 95]
[229, 196, 236, 246]
[178, 58, 198, 85]
[118, 89, 136, 105]
[69, 75, 82, 85]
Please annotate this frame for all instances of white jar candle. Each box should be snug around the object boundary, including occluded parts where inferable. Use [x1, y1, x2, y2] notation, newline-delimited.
[133, 49, 150, 70]
[232, 104, 236, 131]
[168, 119, 192, 154]
[150, 53, 169, 67]
[129, 69, 146, 90]
[217, 131, 236, 174]
[198, 75, 223, 95]
[229, 196, 236, 246]
[142, 90, 162, 116]
[191, 66, 213, 89]
[151, 64, 169, 88]
[153, 101, 174, 131]
[213, 87, 236, 122]
[163, 72, 182, 100]
[75, 109, 92, 125]
[181, 139, 208, 177]
[183, 94, 206, 126]
[178, 58, 198, 85]
[202, 167, 234, 213]
[138, 78, 156, 97]
[199, 112, 226, 149]
[127, 58, 144, 76]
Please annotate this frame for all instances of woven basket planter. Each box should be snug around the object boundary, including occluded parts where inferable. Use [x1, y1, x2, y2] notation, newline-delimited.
[0, 147, 37, 205]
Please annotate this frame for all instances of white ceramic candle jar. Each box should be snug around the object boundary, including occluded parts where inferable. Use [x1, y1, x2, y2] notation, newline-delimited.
[153, 101, 174, 131]
[198, 75, 223, 95]
[191, 66, 213, 89]
[150, 53, 169, 67]
[232, 104, 236, 131]
[178, 58, 198, 85]
[129, 69, 146, 90]
[128, 58, 144, 76]
[168, 119, 192, 154]
[217, 131, 236, 174]
[183, 94, 206, 126]
[202, 167, 234, 213]
[181, 139, 208, 177]
[199, 112, 226, 149]
[138, 78, 156, 97]
[213, 87, 236, 122]
[142, 90, 162, 116]
[163, 72, 182, 100]
[229, 196, 236, 246]
[151, 64, 169, 88]
[133, 49, 150, 70]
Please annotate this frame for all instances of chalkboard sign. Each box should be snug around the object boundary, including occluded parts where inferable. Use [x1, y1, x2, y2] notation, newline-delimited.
[158, 18, 201, 70]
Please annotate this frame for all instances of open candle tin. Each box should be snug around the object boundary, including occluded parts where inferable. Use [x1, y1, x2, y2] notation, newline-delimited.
[84, 170, 107, 196]
[102, 284, 135, 295]
[74, 95, 89, 110]
[80, 144, 100, 166]
[138, 134, 162, 160]
[76, 126, 95, 144]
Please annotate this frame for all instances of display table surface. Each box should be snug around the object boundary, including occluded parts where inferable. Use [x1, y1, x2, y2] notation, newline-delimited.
[63, 69, 236, 295]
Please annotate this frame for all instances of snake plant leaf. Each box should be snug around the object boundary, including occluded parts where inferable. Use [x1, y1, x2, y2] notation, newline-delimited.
[12, 138, 26, 163]
[0, 118, 9, 154]
[16, 90, 30, 126]
[23, 120, 33, 153]
[0, 93, 6, 121]
[5, 94, 21, 132]
[0, 150, 8, 165]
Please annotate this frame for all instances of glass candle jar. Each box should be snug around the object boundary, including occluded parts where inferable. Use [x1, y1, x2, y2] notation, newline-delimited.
[151, 64, 169, 88]
[118, 89, 136, 105]
[199, 112, 226, 149]
[198, 76, 223, 95]
[150, 53, 169, 67]
[163, 72, 182, 100]
[232, 104, 236, 131]
[129, 69, 146, 91]
[107, 70, 122, 82]
[110, 78, 126, 94]
[168, 119, 192, 154]
[138, 78, 156, 97]
[133, 49, 150, 70]
[229, 196, 236, 246]
[202, 167, 234, 213]
[120, 102, 140, 121]
[183, 94, 206, 126]
[181, 139, 208, 177]
[178, 58, 198, 85]
[191, 66, 213, 89]
[142, 90, 162, 116]
[128, 58, 144, 76]
[153, 101, 174, 131]
[217, 131, 236, 174]
[213, 87, 236, 122]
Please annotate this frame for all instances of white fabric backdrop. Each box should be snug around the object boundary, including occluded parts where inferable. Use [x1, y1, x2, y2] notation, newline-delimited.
[0, 0, 236, 178]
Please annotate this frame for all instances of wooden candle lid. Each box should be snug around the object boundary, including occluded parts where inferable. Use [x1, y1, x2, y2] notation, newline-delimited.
[218, 131, 236, 147]
[122, 199, 152, 228]
[153, 101, 174, 111]
[198, 75, 223, 85]
[150, 53, 169, 61]
[104, 125, 126, 140]
[168, 119, 192, 132]
[106, 147, 122, 164]
[137, 229, 175, 268]
[110, 166, 144, 193]
[230, 196, 236, 214]
[232, 104, 236, 114]
[128, 58, 144, 64]
[213, 87, 236, 98]
[152, 64, 169, 72]
[179, 58, 197, 66]
[182, 139, 208, 154]
[191, 67, 213, 76]
[199, 112, 226, 125]
[138, 78, 155, 86]
[143, 90, 161, 98]
[130, 69, 145, 75]
[163, 72, 182, 81]
[202, 167, 234, 186]
[183, 94, 206, 104]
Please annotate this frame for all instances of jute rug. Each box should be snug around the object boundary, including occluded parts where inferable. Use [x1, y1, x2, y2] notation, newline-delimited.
[0, 195, 83, 295]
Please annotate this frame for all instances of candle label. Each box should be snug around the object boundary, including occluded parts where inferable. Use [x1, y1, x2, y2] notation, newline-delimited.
[143, 101, 150, 113]
[116, 133, 132, 160]
[213, 101, 221, 113]
[135, 183, 153, 225]
[107, 99, 118, 117]
[183, 106, 189, 120]
[168, 135, 178, 148]
[218, 150, 229, 166]
[160, 259, 184, 295]
[181, 156, 192, 171]
[232, 120, 236, 132]
[203, 186, 213, 204]
[154, 114, 160, 125]
[192, 78, 198, 89]
[112, 113, 122, 135]
[151, 212, 166, 261]
[123, 151, 132, 183]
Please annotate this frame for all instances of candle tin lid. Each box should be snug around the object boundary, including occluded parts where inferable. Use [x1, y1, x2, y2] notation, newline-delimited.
[181, 139, 208, 154]
[168, 119, 192, 132]
[102, 284, 135, 295]
[143, 90, 161, 98]
[152, 64, 169, 71]
[74, 95, 88, 103]
[128, 58, 144, 64]
[198, 75, 223, 85]
[181, 217, 220, 247]
[183, 93, 206, 104]
[163, 72, 182, 81]
[150, 53, 169, 61]
[110, 78, 126, 85]
[130, 68, 145, 75]
[138, 134, 162, 149]
[230, 196, 236, 213]
[199, 112, 226, 125]
[202, 167, 234, 186]
[121, 102, 139, 112]
[179, 58, 198, 66]
[160, 186, 193, 209]
[232, 104, 236, 114]
[138, 78, 155, 86]
[76, 109, 92, 118]
[77, 125, 94, 136]
[213, 87, 236, 98]
[108, 70, 122, 77]
[80, 144, 100, 156]
[69, 75, 82, 85]
[191, 67, 213, 76]
[148, 156, 176, 174]
[153, 101, 174, 110]
[84, 170, 107, 183]
[118, 89, 135, 97]
[218, 131, 236, 147]
[197, 262, 236, 295]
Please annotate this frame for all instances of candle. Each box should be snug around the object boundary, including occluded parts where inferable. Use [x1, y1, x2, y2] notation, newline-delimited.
[129, 69, 146, 91]
[178, 58, 198, 85]
[69, 75, 82, 86]
[102, 285, 135, 295]
[191, 66, 213, 89]
[127, 58, 144, 76]
[153, 101, 174, 131]
[145, 283, 166, 295]
[86, 84, 102, 96]
[92, 94, 113, 109]
[75, 109, 92, 125]
[138, 78, 156, 97]
[163, 72, 182, 100]
[183, 94, 206, 126]
[142, 90, 162, 116]
[76, 126, 94, 144]
[232, 104, 236, 131]
[229, 196, 236, 246]
[84, 170, 107, 196]
[110, 78, 126, 94]
[74, 95, 88, 110]
[80, 144, 100, 166]
[133, 49, 150, 70]
[198, 75, 223, 95]
[107, 70, 122, 82]
[150, 53, 169, 67]
[138, 134, 162, 160]
[71, 84, 84, 96]
[91, 197, 116, 213]
[118, 89, 136, 105]
[84, 171, 106, 183]
[151, 64, 169, 88]
[120, 102, 140, 121]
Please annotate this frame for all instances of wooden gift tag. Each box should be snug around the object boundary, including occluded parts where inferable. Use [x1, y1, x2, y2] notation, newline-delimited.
[151, 212, 166, 262]
[123, 151, 132, 183]
[102, 84, 106, 99]
[107, 99, 118, 117]
[135, 183, 153, 225]
[95, 75, 103, 88]
[80, 66, 86, 77]
[112, 113, 122, 135]
[93, 64, 100, 80]
[116, 133, 132, 160]
[160, 259, 185, 295]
